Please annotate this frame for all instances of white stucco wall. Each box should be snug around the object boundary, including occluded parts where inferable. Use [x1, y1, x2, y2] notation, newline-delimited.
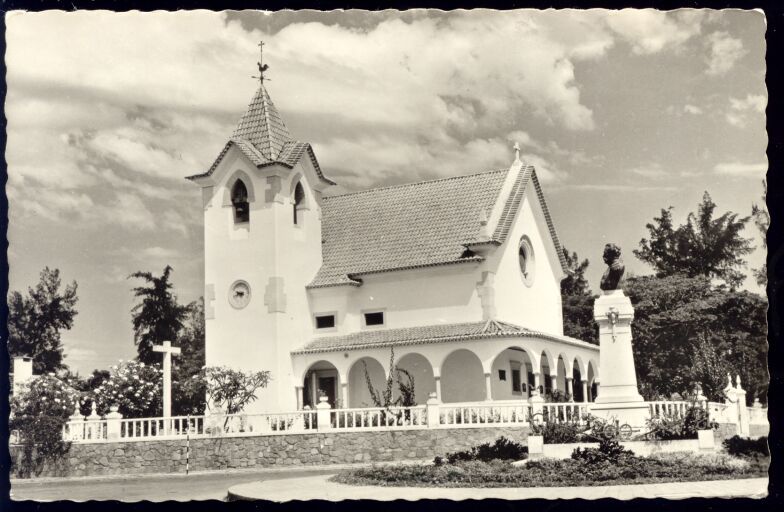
[201, 146, 327, 413]
[488, 184, 564, 335]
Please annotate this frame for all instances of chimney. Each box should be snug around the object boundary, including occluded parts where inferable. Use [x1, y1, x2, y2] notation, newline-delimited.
[12, 356, 33, 396]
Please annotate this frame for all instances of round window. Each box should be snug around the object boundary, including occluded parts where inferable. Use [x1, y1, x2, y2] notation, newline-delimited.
[518, 236, 535, 286]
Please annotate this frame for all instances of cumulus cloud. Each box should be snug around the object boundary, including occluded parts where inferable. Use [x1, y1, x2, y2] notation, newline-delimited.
[629, 164, 667, 179]
[714, 161, 767, 176]
[684, 104, 703, 115]
[706, 31, 746, 75]
[730, 94, 767, 114]
[605, 9, 704, 54]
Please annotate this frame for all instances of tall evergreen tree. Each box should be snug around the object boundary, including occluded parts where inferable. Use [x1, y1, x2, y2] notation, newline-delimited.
[7, 267, 78, 374]
[173, 297, 207, 414]
[129, 265, 189, 365]
[634, 191, 754, 289]
[751, 179, 769, 287]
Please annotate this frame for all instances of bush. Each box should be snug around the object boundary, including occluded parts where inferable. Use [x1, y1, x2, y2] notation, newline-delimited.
[723, 436, 769, 457]
[646, 405, 717, 440]
[438, 436, 528, 464]
[10, 374, 81, 477]
[571, 436, 633, 465]
[91, 360, 163, 418]
[530, 419, 582, 444]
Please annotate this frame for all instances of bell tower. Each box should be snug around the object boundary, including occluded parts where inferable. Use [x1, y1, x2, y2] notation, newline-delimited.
[186, 46, 336, 413]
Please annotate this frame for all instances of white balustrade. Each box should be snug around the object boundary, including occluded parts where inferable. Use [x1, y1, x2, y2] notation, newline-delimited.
[331, 406, 427, 430]
[438, 402, 531, 426]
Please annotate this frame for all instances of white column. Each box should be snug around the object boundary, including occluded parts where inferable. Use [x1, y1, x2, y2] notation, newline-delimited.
[296, 386, 304, 410]
[566, 377, 574, 401]
[341, 382, 348, 409]
[532, 372, 541, 396]
[434, 376, 442, 401]
[484, 372, 493, 401]
[581, 380, 589, 403]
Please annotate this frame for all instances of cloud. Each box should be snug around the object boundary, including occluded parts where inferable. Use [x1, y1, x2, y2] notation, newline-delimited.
[730, 94, 766, 114]
[629, 164, 667, 179]
[605, 9, 704, 54]
[706, 31, 746, 75]
[714, 161, 767, 176]
[140, 246, 182, 259]
[683, 104, 703, 115]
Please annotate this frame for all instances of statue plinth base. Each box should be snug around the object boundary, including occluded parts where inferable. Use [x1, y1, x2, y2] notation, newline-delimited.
[592, 289, 646, 427]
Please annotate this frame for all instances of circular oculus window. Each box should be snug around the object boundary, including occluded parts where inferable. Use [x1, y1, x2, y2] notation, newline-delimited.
[518, 236, 535, 287]
[228, 280, 251, 309]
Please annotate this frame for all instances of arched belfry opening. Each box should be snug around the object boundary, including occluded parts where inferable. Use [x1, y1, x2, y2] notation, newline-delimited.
[231, 179, 250, 224]
[293, 181, 305, 225]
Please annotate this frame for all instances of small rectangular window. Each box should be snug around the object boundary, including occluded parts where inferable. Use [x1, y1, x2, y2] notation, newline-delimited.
[498, 369, 507, 381]
[315, 315, 335, 329]
[364, 311, 385, 326]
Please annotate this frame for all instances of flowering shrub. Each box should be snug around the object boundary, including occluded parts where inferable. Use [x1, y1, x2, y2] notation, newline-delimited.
[10, 374, 82, 477]
[91, 360, 162, 418]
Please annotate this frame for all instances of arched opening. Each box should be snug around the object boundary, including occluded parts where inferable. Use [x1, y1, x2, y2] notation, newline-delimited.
[303, 360, 339, 409]
[572, 358, 584, 402]
[587, 361, 597, 402]
[518, 236, 535, 286]
[293, 181, 305, 225]
[540, 351, 553, 396]
[231, 179, 250, 224]
[441, 349, 485, 403]
[348, 357, 386, 408]
[490, 347, 534, 400]
[395, 353, 436, 405]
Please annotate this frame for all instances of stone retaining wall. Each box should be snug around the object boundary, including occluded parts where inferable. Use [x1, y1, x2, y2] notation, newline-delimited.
[11, 426, 530, 479]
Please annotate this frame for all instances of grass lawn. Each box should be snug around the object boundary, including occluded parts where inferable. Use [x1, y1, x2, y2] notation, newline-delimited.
[331, 452, 769, 488]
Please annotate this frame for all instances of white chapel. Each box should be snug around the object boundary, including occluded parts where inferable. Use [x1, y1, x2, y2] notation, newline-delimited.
[187, 79, 600, 415]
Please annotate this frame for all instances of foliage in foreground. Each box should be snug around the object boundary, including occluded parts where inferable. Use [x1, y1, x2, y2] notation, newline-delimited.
[334, 451, 765, 488]
[723, 435, 769, 458]
[434, 437, 527, 465]
[645, 405, 718, 441]
[10, 375, 81, 477]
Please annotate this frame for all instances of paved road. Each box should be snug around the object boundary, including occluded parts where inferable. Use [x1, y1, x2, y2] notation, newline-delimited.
[11, 467, 341, 502]
[228, 475, 770, 501]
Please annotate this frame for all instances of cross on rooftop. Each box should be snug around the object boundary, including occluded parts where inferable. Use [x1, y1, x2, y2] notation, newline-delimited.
[513, 142, 521, 162]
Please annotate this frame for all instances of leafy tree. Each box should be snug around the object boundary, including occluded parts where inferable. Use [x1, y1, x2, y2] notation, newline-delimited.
[173, 297, 206, 415]
[634, 192, 754, 289]
[203, 366, 271, 415]
[7, 267, 79, 374]
[624, 274, 766, 404]
[560, 248, 597, 344]
[561, 248, 591, 296]
[691, 334, 730, 402]
[90, 360, 162, 417]
[751, 179, 769, 286]
[129, 265, 190, 365]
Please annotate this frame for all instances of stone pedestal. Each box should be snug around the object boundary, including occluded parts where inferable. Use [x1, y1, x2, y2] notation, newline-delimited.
[590, 290, 649, 427]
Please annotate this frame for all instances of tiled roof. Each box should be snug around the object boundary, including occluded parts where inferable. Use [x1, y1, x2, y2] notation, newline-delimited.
[232, 85, 292, 161]
[186, 85, 335, 185]
[309, 170, 509, 288]
[292, 320, 598, 354]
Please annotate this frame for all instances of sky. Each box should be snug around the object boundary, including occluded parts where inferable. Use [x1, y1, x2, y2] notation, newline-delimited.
[5, 9, 767, 375]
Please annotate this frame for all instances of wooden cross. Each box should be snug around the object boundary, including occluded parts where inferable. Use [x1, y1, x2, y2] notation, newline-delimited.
[153, 340, 181, 419]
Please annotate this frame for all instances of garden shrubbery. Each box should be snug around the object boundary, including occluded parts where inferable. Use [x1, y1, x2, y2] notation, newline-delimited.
[434, 436, 527, 465]
[646, 404, 718, 440]
[529, 419, 582, 444]
[723, 436, 768, 457]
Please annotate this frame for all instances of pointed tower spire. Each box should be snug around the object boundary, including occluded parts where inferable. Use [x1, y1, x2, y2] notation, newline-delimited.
[232, 84, 293, 161]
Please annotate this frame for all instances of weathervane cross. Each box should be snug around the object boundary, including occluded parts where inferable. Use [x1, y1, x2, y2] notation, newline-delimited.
[252, 40, 270, 83]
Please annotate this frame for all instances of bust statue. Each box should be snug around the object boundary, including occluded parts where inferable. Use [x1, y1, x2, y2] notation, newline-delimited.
[600, 243, 625, 291]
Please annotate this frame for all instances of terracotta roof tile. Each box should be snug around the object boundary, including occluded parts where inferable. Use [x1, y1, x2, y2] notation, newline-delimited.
[309, 170, 509, 287]
[292, 320, 598, 354]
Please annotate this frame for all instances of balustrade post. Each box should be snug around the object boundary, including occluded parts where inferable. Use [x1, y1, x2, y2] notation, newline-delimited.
[735, 375, 750, 437]
[66, 406, 85, 442]
[86, 402, 101, 440]
[528, 391, 544, 423]
[316, 396, 332, 431]
[426, 392, 441, 428]
[105, 405, 124, 440]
